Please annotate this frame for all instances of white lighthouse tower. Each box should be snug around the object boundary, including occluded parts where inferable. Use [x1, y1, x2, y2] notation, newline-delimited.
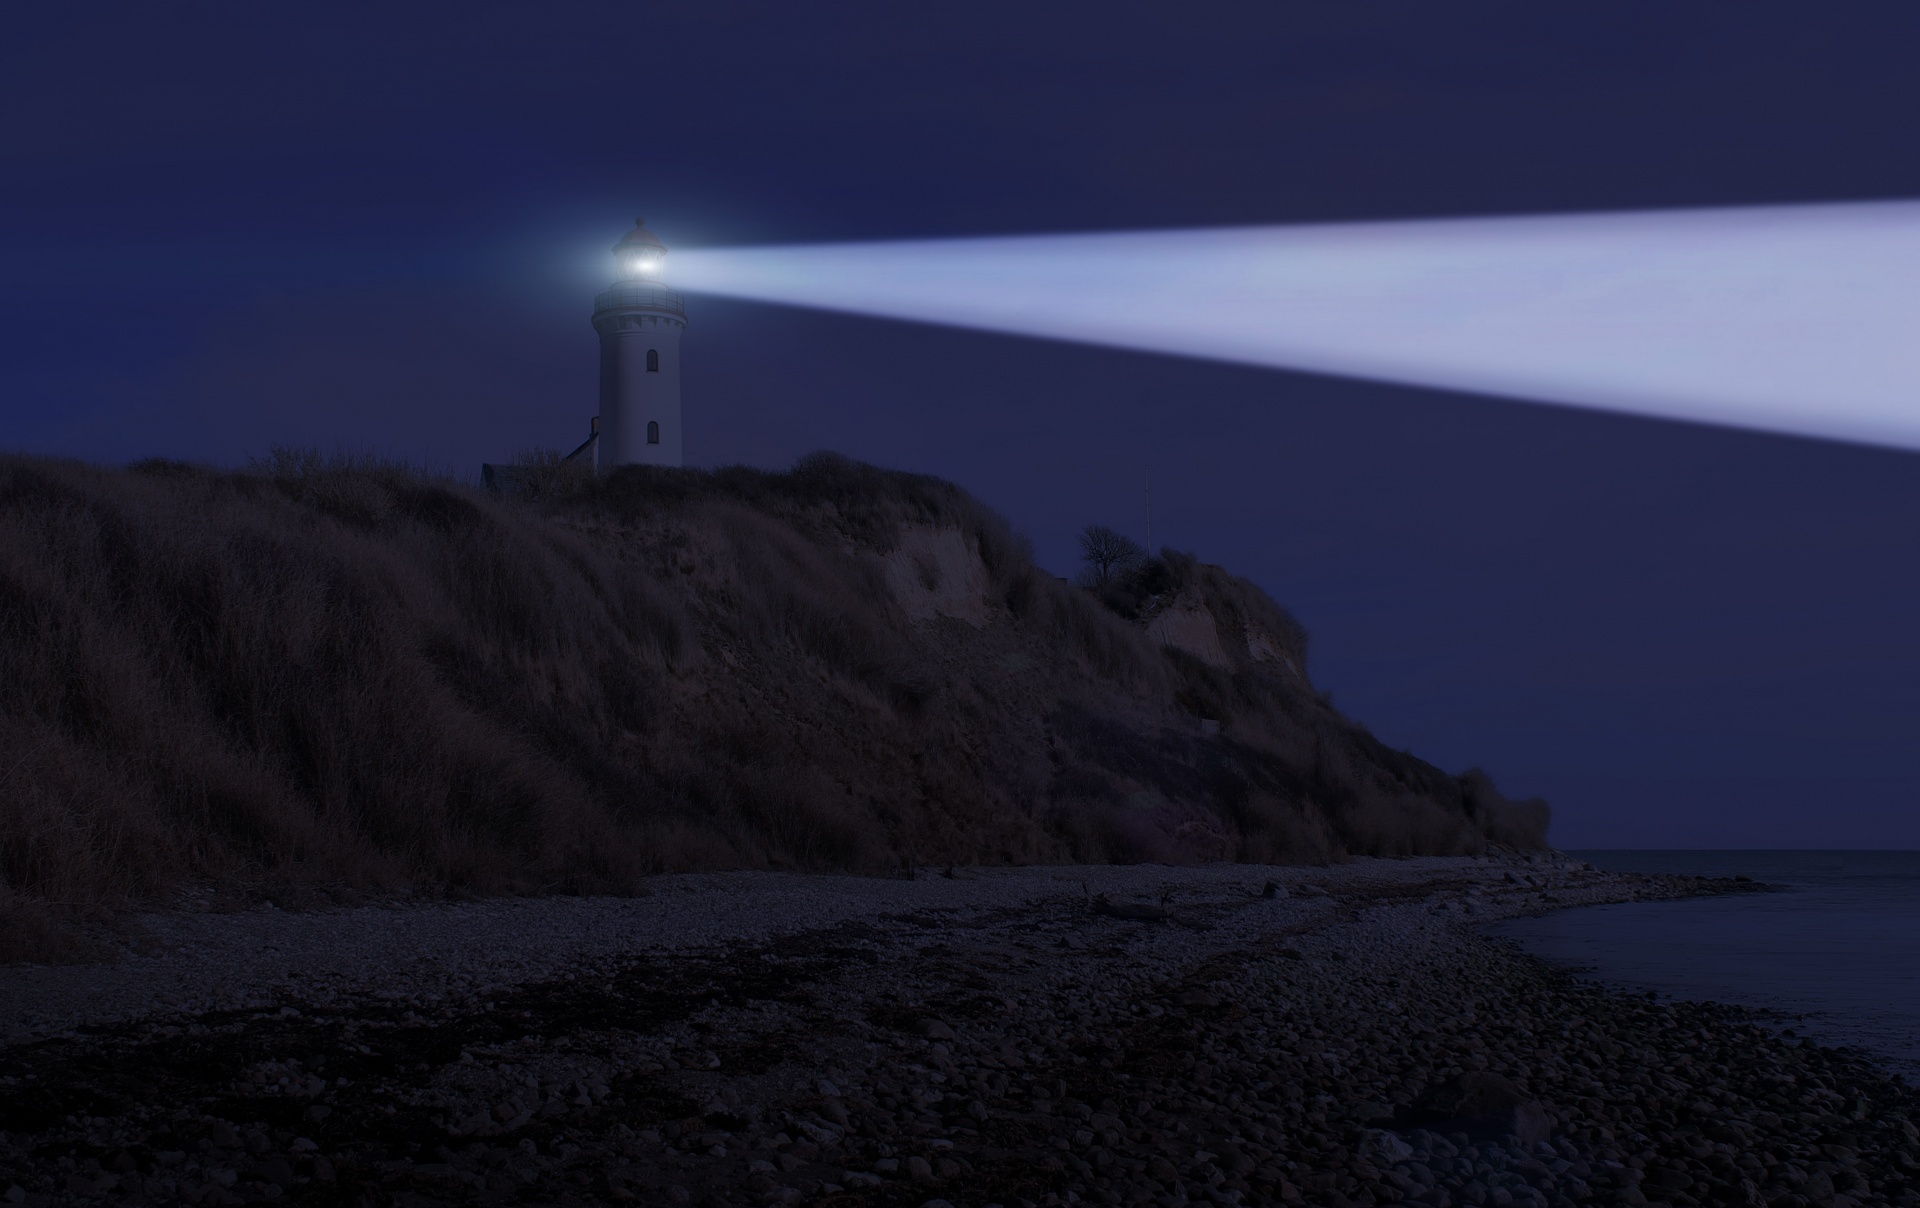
[592, 218, 686, 468]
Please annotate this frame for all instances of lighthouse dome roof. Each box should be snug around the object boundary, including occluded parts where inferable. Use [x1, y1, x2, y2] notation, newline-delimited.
[613, 218, 667, 253]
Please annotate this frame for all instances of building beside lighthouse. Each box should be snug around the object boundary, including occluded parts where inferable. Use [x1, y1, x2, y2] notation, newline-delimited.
[483, 217, 685, 489]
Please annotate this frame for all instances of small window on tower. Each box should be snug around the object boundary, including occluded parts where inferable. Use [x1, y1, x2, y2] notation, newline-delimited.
[647, 421, 660, 445]
[646, 349, 660, 372]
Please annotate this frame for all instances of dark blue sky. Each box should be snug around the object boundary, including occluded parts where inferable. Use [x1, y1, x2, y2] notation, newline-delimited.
[6, 3, 1919, 847]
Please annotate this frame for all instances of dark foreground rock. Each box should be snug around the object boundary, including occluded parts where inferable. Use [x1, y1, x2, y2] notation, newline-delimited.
[1, 857, 1914, 1208]
[1395, 1073, 1554, 1148]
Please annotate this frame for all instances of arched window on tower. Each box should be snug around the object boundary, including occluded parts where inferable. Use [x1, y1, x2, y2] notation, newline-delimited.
[646, 349, 659, 372]
[646, 421, 660, 445]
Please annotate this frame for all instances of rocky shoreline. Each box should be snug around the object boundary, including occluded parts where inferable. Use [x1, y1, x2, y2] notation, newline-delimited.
[2, 856, 1915, 1208]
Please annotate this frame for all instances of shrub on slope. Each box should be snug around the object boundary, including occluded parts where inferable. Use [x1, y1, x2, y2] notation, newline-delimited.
[0, 451, 1546, 960]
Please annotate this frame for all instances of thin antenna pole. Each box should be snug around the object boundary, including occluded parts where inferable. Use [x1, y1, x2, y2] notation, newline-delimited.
[1144, 467, 1153, 555]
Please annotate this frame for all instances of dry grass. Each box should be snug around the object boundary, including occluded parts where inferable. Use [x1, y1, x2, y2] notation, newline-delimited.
[0, 451, 1548, 960]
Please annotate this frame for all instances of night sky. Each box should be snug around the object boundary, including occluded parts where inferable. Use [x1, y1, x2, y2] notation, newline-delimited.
[6, 4, 1919, 848]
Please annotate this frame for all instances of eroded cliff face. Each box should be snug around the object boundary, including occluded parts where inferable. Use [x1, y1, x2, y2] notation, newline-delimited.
[881, 525, 995, 627]
[1090, 552, 1311, 687]
[879, 527, 1305, 685]
[1141, 586, 1308, 685]
[1145, 592, 1233, 670]
[0, 451, 1547, 958]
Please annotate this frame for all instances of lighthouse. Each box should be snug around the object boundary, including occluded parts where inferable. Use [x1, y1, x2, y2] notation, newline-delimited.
[591, 217, 686, 468]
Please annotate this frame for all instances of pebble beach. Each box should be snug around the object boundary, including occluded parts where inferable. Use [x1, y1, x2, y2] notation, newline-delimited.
[2, 854, 1916, 1208]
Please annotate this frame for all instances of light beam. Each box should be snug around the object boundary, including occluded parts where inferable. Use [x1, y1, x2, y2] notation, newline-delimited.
[670, 201, 1920, 451]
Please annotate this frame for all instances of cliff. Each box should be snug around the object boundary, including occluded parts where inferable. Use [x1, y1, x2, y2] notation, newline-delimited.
[0, 451, 1547, 959]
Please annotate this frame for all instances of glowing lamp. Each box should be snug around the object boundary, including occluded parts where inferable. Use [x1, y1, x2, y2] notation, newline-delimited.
[613, 217, 668, 281]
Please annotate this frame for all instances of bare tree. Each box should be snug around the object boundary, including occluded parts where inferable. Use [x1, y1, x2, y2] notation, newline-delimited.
[1079, 524, 1145, 586]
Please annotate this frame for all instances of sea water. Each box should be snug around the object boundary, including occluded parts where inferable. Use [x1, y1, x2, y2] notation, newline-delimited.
[1488, 850, 1920, 1081]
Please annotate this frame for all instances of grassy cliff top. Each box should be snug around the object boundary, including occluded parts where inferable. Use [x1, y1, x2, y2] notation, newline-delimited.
[0, 450, 1546, 960]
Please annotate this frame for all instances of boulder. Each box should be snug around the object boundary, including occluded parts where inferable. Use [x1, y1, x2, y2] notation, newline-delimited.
[1395, 1072, 1552, 1146]
[1091, 895, 1171, 922]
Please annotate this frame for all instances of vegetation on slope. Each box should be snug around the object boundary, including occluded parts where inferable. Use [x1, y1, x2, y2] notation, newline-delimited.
[0, 450, 1547, 960]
